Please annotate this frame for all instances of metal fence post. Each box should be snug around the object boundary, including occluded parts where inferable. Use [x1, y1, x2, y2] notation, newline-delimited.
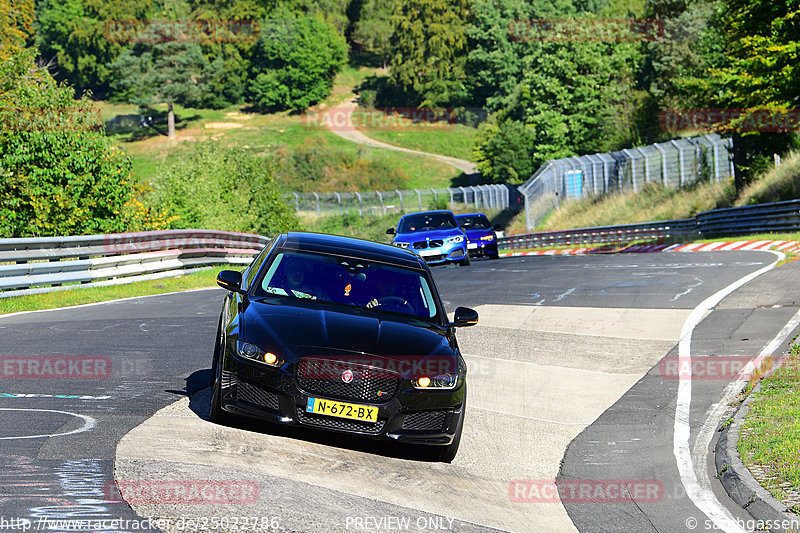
[448, 189, 454, 209]
[415, 189, 422, 211]
[293, 192, 299, 214]
[396, 189, 403, 212]
[636, 147, 650, 185]
[334, 192, 342, 214]
[670, 140, 686, 187]
[654, 143, 668, 186]
[313, 192, 320, 216]
[431, 188, 438, 209]
[354, 192, 362, 216]
[623, 149, 637, 193]
[376, 191, 383, 215]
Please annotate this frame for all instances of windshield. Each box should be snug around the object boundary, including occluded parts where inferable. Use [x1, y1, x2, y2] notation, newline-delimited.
[457, 214, 492, 230]
[256, 251, 441, 320]
[397, 212, 457, 233]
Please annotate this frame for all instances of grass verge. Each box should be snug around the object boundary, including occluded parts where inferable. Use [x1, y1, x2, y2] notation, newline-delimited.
[737, 342, 800, 512]
[0, 266, 227, 315]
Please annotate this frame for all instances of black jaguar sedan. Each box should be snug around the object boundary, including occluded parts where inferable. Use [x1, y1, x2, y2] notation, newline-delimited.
[209, 232, 478, 462]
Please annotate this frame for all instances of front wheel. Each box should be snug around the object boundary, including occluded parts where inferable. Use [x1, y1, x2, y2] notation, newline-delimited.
[209, 349, 229, 424]
[430, 388, 466, 463]
[459, 251, 471, 267]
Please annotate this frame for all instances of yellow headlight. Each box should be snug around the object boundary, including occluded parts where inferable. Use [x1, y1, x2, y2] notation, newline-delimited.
[417, 376, 431, 388]
[264, 352, 279, 365]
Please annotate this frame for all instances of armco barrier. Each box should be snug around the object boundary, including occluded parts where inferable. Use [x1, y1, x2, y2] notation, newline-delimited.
[0, 229, 269, 298]
[498, 199, 800, 251]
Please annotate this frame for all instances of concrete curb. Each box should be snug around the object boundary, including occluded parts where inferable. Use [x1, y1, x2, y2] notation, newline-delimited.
[715, 383, 800, 532]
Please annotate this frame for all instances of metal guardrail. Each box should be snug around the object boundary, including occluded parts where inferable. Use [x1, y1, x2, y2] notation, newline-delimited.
[0, 229, 270, 298]
[3, 198, 797, 299]
[498, 199, 800, 250]
[499, 219, 698, 250]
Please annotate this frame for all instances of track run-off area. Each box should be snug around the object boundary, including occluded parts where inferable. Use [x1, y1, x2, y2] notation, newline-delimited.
[1, 250, 799, 532]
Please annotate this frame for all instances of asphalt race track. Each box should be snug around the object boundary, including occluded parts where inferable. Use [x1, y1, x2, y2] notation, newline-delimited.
[1, 251, 798, 532]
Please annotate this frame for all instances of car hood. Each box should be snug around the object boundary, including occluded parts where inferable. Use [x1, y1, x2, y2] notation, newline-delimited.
[393, 228, 463, 243]
[241, 300, 456, 364]
[463, 228, 493, 240]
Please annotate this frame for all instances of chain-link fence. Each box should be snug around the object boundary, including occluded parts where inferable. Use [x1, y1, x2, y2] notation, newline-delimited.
[518, 133, 734, 231]
[288, 185, 513, 217]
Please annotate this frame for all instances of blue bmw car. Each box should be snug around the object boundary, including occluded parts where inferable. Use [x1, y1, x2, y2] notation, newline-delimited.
[455, 213, 500, 259]
[387, 210, 470, 266]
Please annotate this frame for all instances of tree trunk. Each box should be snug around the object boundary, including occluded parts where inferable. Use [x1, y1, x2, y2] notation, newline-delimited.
[732, 133, 746, 192]
[167, 101, 175, 139]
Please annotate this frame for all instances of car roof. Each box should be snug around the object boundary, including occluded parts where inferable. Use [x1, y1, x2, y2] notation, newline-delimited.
[277, 231, 426, 270]
[399, 210, 455, 219]
[455, 212, 488, 218]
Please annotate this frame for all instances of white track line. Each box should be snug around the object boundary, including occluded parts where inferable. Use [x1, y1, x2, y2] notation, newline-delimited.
[692, 308, 800, 522]
[673, 250, 783, 532]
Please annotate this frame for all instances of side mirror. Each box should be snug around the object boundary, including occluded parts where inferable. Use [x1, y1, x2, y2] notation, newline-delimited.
[217, 270, 245, 294]
[386, 228, 396, 235]
[451, 306, 478, 327]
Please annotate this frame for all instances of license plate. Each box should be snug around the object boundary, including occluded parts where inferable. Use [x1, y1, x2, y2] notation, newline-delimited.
[419, 249, 439, 257]
[467, 243, 478, 249]
[305, 397, 378, 422]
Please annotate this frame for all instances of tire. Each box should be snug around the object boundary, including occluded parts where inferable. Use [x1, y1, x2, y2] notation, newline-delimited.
[210, 316, 223, 386]
[459, 251, 471, 267]
[209, 335, 229, 424]
[431, 387, 466, 463]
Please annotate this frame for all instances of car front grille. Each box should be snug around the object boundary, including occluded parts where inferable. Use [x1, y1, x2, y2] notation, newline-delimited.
[236, 381, 280, 410]
[412, 240, 444, 249]
[422, 254, 446, 262]
[402, 410, 448, 431]
[296, 409, 385, 435]
[296, 357, 399, 403]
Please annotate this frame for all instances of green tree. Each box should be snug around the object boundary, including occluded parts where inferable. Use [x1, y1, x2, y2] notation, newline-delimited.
[388, 0, 469, 107]
[1, 0, 34, 55]
[111, 39, 220, 137]
[35, 0, 153, 93]
[247, 9, 347, 111]
[474, 34, 643, 183]
[695, 0, 800, 188]
[0, 48, 159, 237]
[152, 142, 299, 235]
[351, 0, 395, 64]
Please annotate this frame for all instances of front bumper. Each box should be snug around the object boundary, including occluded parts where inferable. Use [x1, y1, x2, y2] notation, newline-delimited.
[466, 239, 499, 258]
[218, 356, 466, 445]
[415, 244, 467, 265]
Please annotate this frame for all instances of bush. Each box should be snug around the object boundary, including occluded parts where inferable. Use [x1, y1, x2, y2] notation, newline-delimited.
[472, 120, 541, 184]
[274, 137, 409, 192]
[151, 141, 299, 236]
[0, 48, 162, 237]
[248, 9, 347, 111]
